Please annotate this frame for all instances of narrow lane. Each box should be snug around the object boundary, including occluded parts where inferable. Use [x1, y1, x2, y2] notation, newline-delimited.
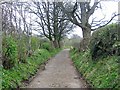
[26, 49, 87, 88]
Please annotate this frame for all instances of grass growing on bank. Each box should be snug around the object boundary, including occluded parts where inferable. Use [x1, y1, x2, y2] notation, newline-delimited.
[1, 49, 60, 89]
[70, 49, 119, 88]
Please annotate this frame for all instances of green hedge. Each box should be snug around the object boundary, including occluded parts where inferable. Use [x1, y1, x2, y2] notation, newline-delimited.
[31, 36, 40, 51]
[41, 42, 54, 52]
[2, 36, 18, 69]
[90, 23, 120, 60]
[70, 23, 120, 88]
[70, 49, 119, 88]
[2, 49, 60, 89]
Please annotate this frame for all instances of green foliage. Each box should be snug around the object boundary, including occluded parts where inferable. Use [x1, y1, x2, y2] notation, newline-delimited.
[2, 48, 60, 89]
[71, 24, 120, 88]
[90, 23, 120, 60]
[0, 66, 2, 89]
[41, 42, 53, 51]
[14, 34, 27, 63]
[70, 49, 119, 88]
[2, 36, 18, 69]
[70, 24, 120, 88]
[113, 41, 120, 55]
[31, 36, 40, 51]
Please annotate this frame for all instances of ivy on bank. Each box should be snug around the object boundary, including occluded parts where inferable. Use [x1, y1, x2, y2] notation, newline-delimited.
[70, 49, 119, 88]
[1, 49, 60, 89]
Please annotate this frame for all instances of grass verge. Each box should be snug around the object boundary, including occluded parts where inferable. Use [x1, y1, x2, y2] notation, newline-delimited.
[70, 49, 119, 88]
[1, 49, 61, 89]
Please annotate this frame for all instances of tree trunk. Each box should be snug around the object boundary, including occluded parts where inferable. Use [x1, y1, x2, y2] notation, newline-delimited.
[53, 40, 58, 48]
[0, 5, 2, 65]
[50, 41, 54, 49]
[118, 2, 120, 41]
[80, 27, 91, 51]
[58, 40, 61, 48]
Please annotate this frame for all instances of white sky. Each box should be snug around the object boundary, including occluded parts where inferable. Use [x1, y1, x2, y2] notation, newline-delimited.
[71, 1, 118, 38]
[5, 0, 118, 38]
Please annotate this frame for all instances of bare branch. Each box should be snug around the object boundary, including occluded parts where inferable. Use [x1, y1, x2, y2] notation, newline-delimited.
[87, 1, 99, 18]
[92, 13, 120, 31]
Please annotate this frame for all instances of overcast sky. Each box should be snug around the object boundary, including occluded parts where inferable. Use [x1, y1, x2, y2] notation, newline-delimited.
[3, 0, 118, 38]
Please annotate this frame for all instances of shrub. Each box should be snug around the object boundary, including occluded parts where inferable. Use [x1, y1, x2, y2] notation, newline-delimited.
[70, 23, 120, 88]
[112, 41, 120, 55]
[2, 48, 60, 89]
[89, 23, 120, 60]
[72, 42, 80, 50]
[16, 35, 27, 63]
[70, 49, 119, 88]
[41, 42, 53, 51]
[31, 36, 40, 51]
[2, 36, 18, 69]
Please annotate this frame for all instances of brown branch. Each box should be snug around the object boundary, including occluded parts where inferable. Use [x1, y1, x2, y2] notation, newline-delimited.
[92, 13, 120, 31]
[87, 1, 99, 18]
[58, 2, 83, 28]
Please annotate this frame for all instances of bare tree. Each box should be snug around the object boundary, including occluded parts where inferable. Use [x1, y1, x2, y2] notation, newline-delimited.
[29, 1, 73, 48]
[118, 2, 120, 41]
[1, 1, 33, 62]
[12, 2, 33, 57]
[52, 2, 74, 48]
[0, 4, 2, 65]
[2, 2, 14, 35]
[59, 1, 119, 51]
